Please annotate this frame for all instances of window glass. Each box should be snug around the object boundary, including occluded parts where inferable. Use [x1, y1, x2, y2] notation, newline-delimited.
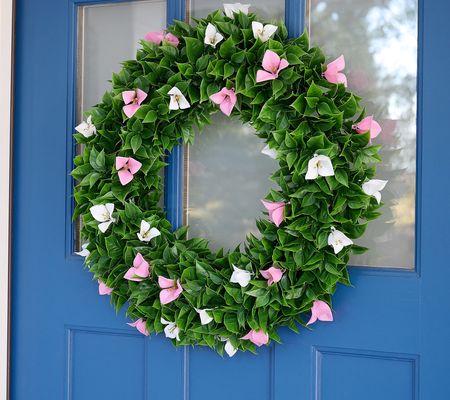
[309, 0, 417, 268]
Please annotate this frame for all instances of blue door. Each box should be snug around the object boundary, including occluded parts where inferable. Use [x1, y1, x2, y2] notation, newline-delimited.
[12, 0, 450, 399]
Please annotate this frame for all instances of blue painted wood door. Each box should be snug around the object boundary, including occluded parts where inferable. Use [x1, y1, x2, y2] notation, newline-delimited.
[11, 0, 450, 399]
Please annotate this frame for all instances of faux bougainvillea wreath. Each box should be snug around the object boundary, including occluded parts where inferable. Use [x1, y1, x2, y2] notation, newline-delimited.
[72, 3, 387, 356]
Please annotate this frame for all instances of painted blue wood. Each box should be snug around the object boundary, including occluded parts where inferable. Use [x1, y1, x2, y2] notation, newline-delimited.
[164, 0, 186, 231]
[11, 0, 450, 399]
[11, 1, 185, 399]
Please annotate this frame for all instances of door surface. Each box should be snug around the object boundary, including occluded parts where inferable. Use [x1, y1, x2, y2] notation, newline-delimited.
[11, 1, 450, 399]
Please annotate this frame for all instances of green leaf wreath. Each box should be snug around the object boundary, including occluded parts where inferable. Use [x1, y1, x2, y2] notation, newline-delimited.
[72, 4, 386, 356]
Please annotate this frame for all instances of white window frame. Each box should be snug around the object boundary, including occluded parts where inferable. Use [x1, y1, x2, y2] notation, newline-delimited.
[0, 0, 14, 398]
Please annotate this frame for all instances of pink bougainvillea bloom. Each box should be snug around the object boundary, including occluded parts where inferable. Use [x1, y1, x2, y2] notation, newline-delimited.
[352, 116, 382, 140]
[209, 87, 237, 116]
[260, 267, 284, 285]
[98, 280, 113, 295]
[241, 329, 269, 347]
[122, 88, 147, 118]
[144, 31, 179, 47]
[116, 156, 142, 186]
[124, 253, 150, 282]
[307, 300, 333, 326]
[158, 276, 183, 305]
[145, 31, 164, 44]
[128, 318, 149, 336]
[324, 55, 347, 87]
[256, 50, 289, 83]
[261, 200, 285, 227]
[164, 33, 180, 47]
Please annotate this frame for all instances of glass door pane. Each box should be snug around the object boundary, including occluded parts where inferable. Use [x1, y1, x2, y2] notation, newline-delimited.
[185, 1, 285, 251]
[308, 0, 418, 268]
[75, 0, 166, 249]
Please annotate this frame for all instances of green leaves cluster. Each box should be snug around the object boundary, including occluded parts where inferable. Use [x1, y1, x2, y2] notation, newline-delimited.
[72, 9, 383, 356]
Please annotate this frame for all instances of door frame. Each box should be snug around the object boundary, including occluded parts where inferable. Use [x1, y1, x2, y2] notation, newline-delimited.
[0, 0, 14, 398]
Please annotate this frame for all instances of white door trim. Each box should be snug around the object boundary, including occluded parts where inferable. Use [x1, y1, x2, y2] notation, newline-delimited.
[0, 0, 14, 398]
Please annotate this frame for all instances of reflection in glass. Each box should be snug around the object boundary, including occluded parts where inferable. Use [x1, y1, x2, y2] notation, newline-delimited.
[76, 1, 166, 249]
[77, 0, 166, 114]
[187, 114, 278, 251]
[309, 0, 417, 268]
[189, 0, 284, 20]
[186, 0, 284, 251]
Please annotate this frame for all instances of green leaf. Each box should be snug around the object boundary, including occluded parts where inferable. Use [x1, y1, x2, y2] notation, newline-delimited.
[334, 169, 348, 187]
[131, 135, 142, 153]
[224, 313, 239, 334]
[219, 37, 236, 59]
[184, 37, 203, 63]
[143, 110, 158, 123]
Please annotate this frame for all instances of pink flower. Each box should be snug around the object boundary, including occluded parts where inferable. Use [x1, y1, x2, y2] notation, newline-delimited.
[241, 329, 269, 347]
[261, 200, 285, 227]
[209, 87, 237, 116]
[307, 300, 333, 325]
[116, 156, 142, 186]
[158, 276, 183, 305]
[352, 116, 382, 140]
[98, 280, 113, 295]
[260, 267, 284, 285]
[124, 253, 150, 282]
[128, 318, 149, 336]
[256, 50, 289, 83]
[144, 31, 179, 47]
[122, 88, 147, 118]
[324, 55, 347, 87]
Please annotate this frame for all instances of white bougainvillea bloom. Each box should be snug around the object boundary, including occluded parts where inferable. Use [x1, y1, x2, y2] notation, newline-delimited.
[230, 265, 252, 287]
[75, 115, 96, 138]
[362, 179, 388, 204]
[305, 154, 335, 180]
[90, 203, 116, 233]
[252, 21, 278, 42]
[223, 3, 250, 18]
[204, 23, 224, 48]
[328, 227, 353, 254]
[224, 340, 238, 357]
[137, 220, 161, 242]
[261, 144, 277, 159]
[161, 317, 180, 341]
[168, 87, 190, 110]
[195, 308, 213, 325]
[75, 242, 90, 257]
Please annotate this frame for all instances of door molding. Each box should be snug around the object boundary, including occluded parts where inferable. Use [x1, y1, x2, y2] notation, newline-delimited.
[0, 0, 14, 398]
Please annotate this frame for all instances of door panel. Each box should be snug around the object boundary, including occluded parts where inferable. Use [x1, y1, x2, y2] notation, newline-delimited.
[12, 1, 450, 400]
[12, 1, 184, 399]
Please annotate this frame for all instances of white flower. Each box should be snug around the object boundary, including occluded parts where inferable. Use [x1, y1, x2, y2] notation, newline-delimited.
[224, 340, 238, 357]
[328, 227, 353, 254]
[305, 154, 335, 180]
[168, 87, 190, 110]
[204, 23, 224, 48]
[230, 265, 252, 287]
[252, 21, 278, 42]
[90, 203, 116, 233]
[261, 144, 277, 159]
[220, 337, 238, 357]
[223, 3, 250, 18]
[75, 115, 96, 138]
[362, 179, 388, 204]
[161, 317, 180, 341]
[195, 308, 213, 325]
[137, 220, 161, 242]
[75, 242, 90, 257]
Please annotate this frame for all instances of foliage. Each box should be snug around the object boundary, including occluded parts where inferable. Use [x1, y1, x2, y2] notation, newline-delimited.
[72, 9, 383, 355]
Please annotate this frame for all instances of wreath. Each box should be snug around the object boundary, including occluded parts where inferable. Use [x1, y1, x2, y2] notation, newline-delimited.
[72, 4, 386, 357]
